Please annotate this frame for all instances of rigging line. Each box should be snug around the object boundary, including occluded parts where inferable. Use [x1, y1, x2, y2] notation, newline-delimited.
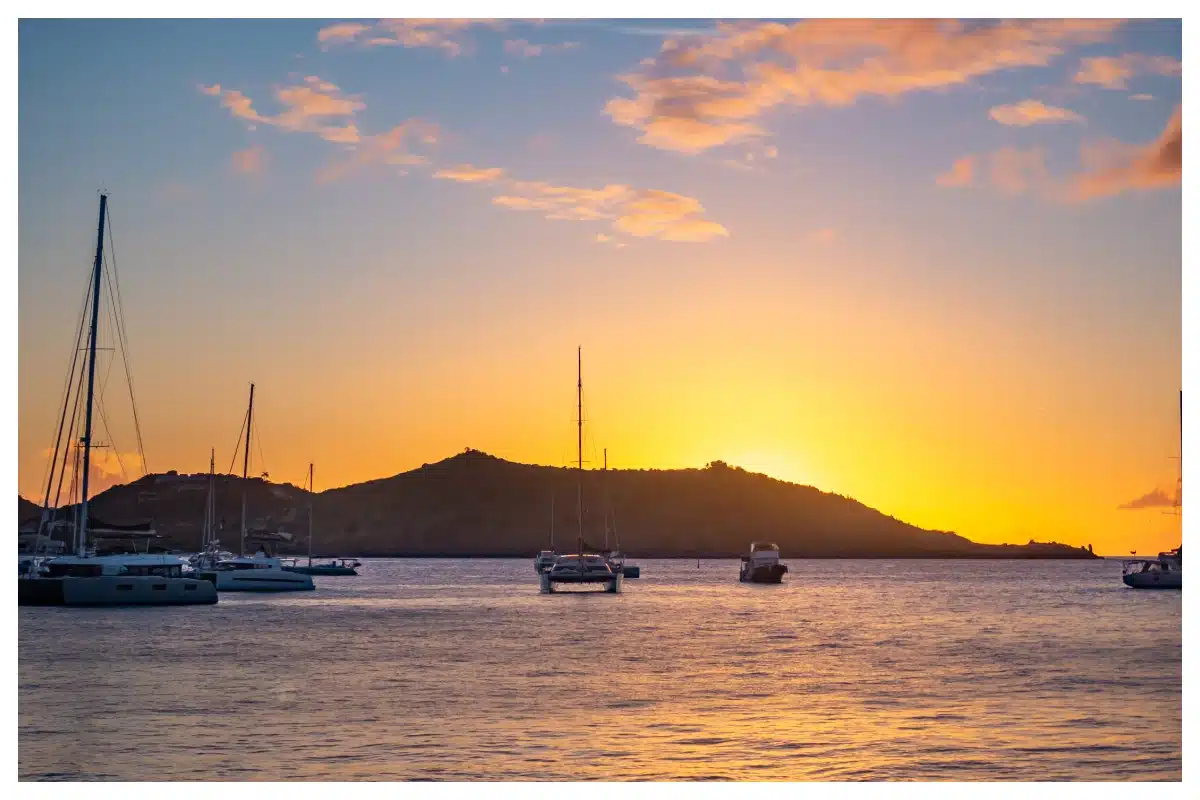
[94, 401, 129, 484]
[53, 356, 89, 511]
[227, 408, 248, 477]
[40, 270, 95, 513]
[254, 415, 268, 478]
[103, 209, 149, 476]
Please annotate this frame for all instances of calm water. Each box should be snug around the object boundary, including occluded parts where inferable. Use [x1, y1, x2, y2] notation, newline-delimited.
[18, 559, 1181, 781]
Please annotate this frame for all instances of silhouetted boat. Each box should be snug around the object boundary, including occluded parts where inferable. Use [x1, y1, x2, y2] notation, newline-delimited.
[540, 348, 622, 594]
[18, 195, 216, 607]
[740, 542, 788, 584]
[281, 464, 359, 576]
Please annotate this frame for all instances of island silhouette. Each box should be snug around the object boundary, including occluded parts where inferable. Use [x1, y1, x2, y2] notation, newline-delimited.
[19, 449, 1096, 559]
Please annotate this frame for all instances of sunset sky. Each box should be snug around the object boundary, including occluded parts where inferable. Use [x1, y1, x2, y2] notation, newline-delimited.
[18, 19, 1182, 555]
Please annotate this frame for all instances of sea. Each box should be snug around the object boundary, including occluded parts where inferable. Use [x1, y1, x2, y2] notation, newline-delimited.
[18, 558, 1181, 781]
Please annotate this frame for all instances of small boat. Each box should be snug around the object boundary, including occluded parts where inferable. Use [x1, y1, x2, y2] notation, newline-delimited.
[18, 194, 216, 607]
[284, 558, 359, 576]
[280, 465, 359, 576]
[1122, 547, 1182, 589]
[739, 542, 789, 584]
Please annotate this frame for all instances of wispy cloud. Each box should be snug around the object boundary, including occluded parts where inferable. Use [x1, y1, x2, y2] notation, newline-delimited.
[199, 76, 363, 143]
[936, 156, 975, 188]
[231, 145, 265, 175]
[1130, 93, 1155, 101]
[1074, 53, 1181, 90]
[317, 19, 502, 56]
[316, 120, 440, 184]
[936, 107, 1182, 203]
[1065, 106, 1182, 201]
[989, 99, 1084, 126]
[433, 164, 506, 183]
[606, 19, 1122, 154]
[503, 39, 580, 58]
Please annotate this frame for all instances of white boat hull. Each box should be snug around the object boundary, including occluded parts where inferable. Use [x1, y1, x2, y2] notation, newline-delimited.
[1123, 571, 1181, 589]
[204, 568, 314, 592]
[18, 575, 218, 606]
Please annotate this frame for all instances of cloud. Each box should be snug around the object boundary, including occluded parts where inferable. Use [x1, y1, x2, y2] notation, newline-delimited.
[1074, 53, 1181, 90]
[937, 109, 1181, 203]
[469, 175, 728, 242]
[594, 233, 612, 243]
[1065, 106, 1181, 201]
[231, 145, 265, 175]
[317, 19, 501, 56]
[315, 120, 440, 184]
[1118, 488, 1176, 510]
[607, 19, 1122, 154]
[433, 164, 506, 183]
[989, 99, 1084, 126]
[936, 155, 975, 187]
[503, 39, 580, 58]
[200, 76, 363, 143]
[1130, 93, 1155, 101]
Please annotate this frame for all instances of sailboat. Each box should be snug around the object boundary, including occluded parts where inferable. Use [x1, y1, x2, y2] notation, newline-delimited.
[1122, 390, 1183, 589]
[534, 494, 557, 573]
[193, 385, 314, 592]
[283, 464, 359, 576]
[540, 348, 623, 594]
[19, 194, 217, 606]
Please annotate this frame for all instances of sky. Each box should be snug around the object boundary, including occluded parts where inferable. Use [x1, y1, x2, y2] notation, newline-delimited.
[18, 19, 1183, 555]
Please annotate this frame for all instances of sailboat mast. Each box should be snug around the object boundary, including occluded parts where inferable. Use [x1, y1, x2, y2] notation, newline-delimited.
[550, 493, 555, 550]
[204, 447, 215, 549]
[308, 462, 314, 567]
[603, 448, 608, 550]
[77, 193, 108, 557]
[240, 383, 255, 556]
[577, 346, 583, 554]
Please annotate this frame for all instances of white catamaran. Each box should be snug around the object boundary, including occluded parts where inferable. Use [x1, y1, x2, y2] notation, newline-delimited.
[540, 348, 623, 594]
[18, 194, 216, 606]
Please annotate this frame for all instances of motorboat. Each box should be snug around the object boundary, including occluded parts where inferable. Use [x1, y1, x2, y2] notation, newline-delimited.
[540, 553, 623, 593]
[739, 542, 789, 584]
[1122, 547, 1182, 589]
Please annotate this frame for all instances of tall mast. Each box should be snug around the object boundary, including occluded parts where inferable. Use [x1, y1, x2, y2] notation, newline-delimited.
[549, 493, 555, 550]
[204, 447, 215, 550]
[603, 448, 609, 551]
[77, 193, 108, 557]
[240, 383, 255, 556]
[577, 346, 583, 554]
[308, 462, 315, 567]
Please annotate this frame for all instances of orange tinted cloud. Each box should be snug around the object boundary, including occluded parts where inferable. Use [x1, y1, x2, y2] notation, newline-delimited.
[1074, 53, 1181, 90]
[1118, 487, 1176, 510]
[486, 178, 728, 242]
[200, 77, 363, 143]
[1066, 106, 1182, 200]
[433, 164, 507, 183]
[607, 19, 1122, 153]
[315, 120, 440, 184]
[989, 99, 1083, 126]
[231, 145, 265, 175]
[936, 156, 975, 187]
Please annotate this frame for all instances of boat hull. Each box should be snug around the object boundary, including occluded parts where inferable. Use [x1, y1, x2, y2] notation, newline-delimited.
[198, 569, 315, 592]
[540, 572, 623, 593]
[282, 565, 357, 576]
[1123, 572, 1181, 589]
[621, 565, 640, 578]
[740, 564, 788, 584]
[18, 575, 218, 606]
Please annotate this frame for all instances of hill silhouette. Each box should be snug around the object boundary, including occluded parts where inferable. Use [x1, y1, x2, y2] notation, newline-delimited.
[17, 449, 1096, 559]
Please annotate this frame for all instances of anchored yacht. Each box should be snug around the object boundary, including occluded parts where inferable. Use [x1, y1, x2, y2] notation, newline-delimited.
[739, 542, 789, 584]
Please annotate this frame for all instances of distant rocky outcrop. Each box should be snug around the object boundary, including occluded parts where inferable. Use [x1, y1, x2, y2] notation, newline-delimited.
[17, 450, 1097, 559]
